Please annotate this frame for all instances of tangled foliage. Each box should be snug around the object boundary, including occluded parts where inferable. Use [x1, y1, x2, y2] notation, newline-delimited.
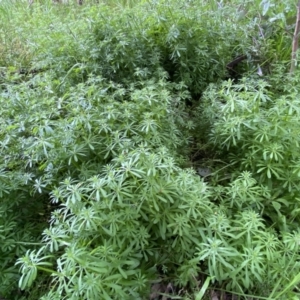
[11, 75, 212, 299]
[193, 72, 300, 297]
[1, 0, 300, 299]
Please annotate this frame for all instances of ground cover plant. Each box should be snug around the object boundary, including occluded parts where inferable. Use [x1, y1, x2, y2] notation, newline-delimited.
[1, 0, 300, 299]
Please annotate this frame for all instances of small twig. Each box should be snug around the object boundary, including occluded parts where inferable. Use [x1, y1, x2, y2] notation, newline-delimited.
[226, 54, 247, 70]
[290, 0, 300, 73]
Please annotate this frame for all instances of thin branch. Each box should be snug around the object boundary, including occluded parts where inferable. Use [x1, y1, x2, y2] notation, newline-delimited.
[290, 0, 300, 73]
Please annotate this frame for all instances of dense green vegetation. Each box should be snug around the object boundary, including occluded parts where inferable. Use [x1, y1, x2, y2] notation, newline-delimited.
[1, 0, 300, 299]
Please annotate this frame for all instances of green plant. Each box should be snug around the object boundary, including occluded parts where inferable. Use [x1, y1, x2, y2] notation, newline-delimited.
[8, 75, 213, 299]
[2, 0, 300, 299]
[193, 70, 300, 297]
